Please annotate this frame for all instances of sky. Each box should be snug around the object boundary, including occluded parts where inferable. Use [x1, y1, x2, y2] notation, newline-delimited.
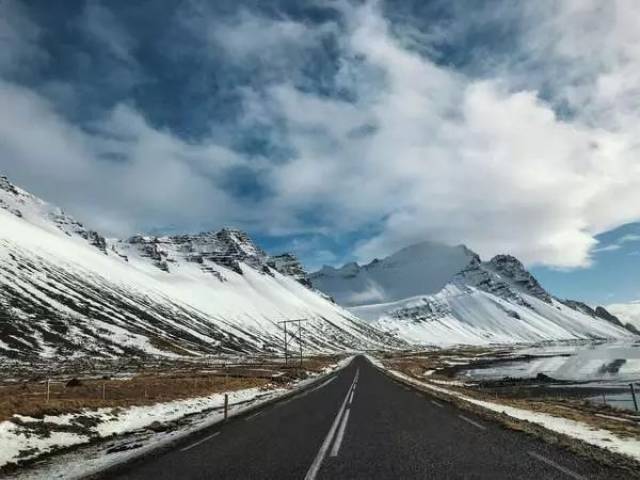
[1, 0, 640, 304]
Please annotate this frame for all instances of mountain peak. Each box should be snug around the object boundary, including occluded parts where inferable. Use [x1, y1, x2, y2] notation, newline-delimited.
[267, 253, 311, 287]
[310, 240, 477, 306]
[0, 175, 108, 253]
[485, 254, 551, 302]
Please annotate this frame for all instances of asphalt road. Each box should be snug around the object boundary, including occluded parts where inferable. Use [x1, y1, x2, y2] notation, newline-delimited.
[107, 356, 629, 479]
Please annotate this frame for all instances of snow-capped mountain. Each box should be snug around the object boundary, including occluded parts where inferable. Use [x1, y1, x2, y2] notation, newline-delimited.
[0, 176, 403, 360]
[311, 243, 636, 346]
[310, 241, 476, 306]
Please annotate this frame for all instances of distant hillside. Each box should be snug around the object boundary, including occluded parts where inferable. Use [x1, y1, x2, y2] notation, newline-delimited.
[311, 241, 636, 346]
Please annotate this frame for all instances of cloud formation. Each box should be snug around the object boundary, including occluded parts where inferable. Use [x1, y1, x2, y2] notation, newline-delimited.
[2, 0, 640, 270]
[253, 0, 640, 267]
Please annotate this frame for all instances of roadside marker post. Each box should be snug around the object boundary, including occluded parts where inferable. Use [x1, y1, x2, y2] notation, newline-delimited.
[224, 393, 229, 420]
[631, 384, 638, 412]
[46, 378, 50, 403]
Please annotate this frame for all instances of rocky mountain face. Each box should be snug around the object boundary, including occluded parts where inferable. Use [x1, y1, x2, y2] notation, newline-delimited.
[267, 253, 312, 288]
[607, 301, 640, 334]
[117, 229, 271, 278]
[564, 300, 640, 335]
[1, 176, 108, 253]
[312, 242, 637, 346]
[0, 176, 404, 360]
[483, 255, 552, 303]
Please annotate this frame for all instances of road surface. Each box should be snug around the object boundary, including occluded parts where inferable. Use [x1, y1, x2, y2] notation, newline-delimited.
[106, 356, 628, 479]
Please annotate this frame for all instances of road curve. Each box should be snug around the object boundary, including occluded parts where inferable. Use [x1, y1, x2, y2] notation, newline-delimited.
[105, 356, 629, 479]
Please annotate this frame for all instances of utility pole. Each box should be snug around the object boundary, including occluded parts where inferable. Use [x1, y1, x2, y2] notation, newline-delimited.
[284, 321, 288, 366]
[278, 319, 309, 368]
[298, 319, 303, 368]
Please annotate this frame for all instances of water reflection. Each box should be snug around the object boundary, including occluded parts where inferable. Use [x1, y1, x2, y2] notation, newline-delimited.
[460, 341, 640, 385]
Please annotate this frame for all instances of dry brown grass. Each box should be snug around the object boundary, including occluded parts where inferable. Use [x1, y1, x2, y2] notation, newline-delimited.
[0, 355, 341, 422]
[0, 375, 268, 422]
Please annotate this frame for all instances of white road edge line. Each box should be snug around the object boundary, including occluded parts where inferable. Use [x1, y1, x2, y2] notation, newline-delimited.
[330, 408, 351, 457]
[245, 411, 264, 421]
[348, 388, 355, 405]
[180, 431, 220, 452]
[458, 415, 486, 431]
[528, 451, 586, 480]
[311, 376, 337, 392]
[431, 400, 443, 408]
[304, 373, 357, 480]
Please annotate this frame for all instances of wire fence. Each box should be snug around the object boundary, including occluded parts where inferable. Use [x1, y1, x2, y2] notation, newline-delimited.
[588, 383, 640, 412]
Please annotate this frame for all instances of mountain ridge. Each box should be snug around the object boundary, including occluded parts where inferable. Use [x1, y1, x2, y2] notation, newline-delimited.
[0, 175, 404, 360]
[310, 239, 636, 346]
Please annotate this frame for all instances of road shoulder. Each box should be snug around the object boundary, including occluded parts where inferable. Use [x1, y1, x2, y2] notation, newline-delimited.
[365, 353, 640, 478]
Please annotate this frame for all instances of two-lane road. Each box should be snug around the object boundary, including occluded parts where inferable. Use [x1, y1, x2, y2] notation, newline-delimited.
[107, 356, 627, 479]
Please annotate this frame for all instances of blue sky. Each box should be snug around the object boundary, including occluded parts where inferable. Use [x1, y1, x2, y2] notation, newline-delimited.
[532, 223, 640, 305]
[1, 0, 640, 304]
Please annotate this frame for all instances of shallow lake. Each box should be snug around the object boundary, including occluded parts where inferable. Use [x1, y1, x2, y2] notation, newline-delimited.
[459, 341, 640, 384]
[457, 341, 640, 410]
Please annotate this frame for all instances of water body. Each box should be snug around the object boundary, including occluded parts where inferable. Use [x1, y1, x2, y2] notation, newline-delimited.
[457, 341, 640, 410]
[461, 342, 640, 383]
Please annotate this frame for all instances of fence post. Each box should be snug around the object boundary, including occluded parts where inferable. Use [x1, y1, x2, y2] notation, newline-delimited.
[224, 394, 229, 420]
[46, 378, 50, 403]
[631, 384, 638, 412]
[602, 392, 607, 406]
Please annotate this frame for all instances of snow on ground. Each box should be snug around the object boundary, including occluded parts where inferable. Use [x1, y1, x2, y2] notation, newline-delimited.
[3, 357, 353, 480]
[0, 387, 266, 470]
[369, 356, 640, 462]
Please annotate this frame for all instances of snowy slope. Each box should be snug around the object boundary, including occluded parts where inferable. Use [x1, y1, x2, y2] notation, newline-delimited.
[310, 241, 476, 306]
[0, 176, 403, 360]
[313, 243, 635, 346]
[608, 301, 640, 332]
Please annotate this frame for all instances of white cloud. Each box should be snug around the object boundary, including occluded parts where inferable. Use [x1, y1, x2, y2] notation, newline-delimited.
[247, 1, 640, 268]
[4, 0, 640, 271]
[592, 232, 640, 254]
[593, 244, 622, 253]
[619, 234, 640, 244]
[345, 281, 386, 305]
[0, 79, 258, 235]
